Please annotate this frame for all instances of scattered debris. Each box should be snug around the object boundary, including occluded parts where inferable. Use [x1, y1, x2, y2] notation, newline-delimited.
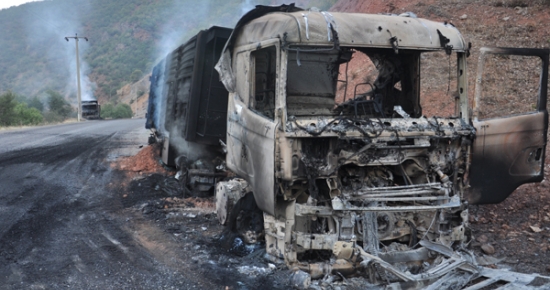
[114, 143, 172, 174]
[481, 243, 496, 255]
[530, 226, 543, 233]
[477, 234, 489, 244]
[237, 265, 273, 277]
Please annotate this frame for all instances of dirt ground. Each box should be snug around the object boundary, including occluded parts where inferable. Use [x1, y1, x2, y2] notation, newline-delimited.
[112, 143, 292, 289]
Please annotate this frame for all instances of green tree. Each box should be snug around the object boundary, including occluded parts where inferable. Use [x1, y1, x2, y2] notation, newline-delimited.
[47, 90, 72, 119]
[101, 103, 115, 118]
[27, 96, 44, 112]
[0, 91, 17, 126]
[14, 102, 43, 125]
[100, 103, 132, 119]
[113, 103, 133, 118]
[130, 69, 143, 83]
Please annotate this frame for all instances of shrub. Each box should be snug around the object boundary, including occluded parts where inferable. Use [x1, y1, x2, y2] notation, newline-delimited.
[14, 103, 43, 125]
[47, 90, 72, 119]
[43, 111, 65, 123]
[27, 96, 44, 112]
[113, 103, 133, 119]
[100, 103, 132, 119]
[0, 91, 45, 126]
[101, 103, 115, 118]
[0, 91, 17, 126]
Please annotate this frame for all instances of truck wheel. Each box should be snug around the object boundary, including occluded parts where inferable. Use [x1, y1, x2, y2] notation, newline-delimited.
[226, 193, 264, 244]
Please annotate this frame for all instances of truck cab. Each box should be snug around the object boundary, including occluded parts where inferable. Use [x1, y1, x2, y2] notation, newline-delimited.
[216, 5, 549, 281]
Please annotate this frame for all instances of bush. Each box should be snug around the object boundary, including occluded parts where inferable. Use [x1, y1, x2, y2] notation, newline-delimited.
[43, 111, 65, 123]
[0, 91, 44, 126]
[27, 96, 44, 112]
[130, 69, 143, 83]
[101, 103, 115, 118]
[100, 103, 133, 119]
[14, 103, 43, 125]
[113, 103, 133, 119]
[47, 90, 72, 119]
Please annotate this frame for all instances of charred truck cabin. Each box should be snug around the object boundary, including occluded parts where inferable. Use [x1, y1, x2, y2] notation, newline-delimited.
[82, 100, 100, 119]
[146, 4, 549, 287]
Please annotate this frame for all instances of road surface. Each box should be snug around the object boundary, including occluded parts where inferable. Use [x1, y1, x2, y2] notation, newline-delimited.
[0, 120, 219, 289]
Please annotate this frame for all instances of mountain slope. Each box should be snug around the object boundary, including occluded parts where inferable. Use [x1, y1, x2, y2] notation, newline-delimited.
[0, 0, 336, 104]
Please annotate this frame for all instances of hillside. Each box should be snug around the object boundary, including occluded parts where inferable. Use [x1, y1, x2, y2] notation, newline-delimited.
[0, 0, 336, 106]
[331, 0, 550, 116]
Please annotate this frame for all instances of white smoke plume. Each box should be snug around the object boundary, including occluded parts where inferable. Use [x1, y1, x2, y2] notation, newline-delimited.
[24, 1, 96, 102]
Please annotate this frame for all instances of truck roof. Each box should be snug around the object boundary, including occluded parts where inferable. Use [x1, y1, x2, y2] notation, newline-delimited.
[232, 7, 467, 52]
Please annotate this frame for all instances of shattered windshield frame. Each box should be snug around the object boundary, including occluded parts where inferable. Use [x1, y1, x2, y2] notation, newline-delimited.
[285, 46, 463, 120]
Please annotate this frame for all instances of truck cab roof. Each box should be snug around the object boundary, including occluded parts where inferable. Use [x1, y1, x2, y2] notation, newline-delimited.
[231, 6, 467, 52]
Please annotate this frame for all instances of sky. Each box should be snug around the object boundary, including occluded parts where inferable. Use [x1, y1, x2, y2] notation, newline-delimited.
[0, 0, 43, 10]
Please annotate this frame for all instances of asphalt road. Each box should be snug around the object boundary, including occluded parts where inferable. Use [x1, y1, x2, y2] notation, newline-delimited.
[0, 119, 202, 289]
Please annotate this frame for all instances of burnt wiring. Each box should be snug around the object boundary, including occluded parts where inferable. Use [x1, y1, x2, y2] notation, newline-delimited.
[327, 142, 383, 178]
[290, 116, 385, 139]
[411, 210, 438, 249]
[405, 220, 418, 248]
[427, 116, 444, 139]
[291, 116, 340, 136]
[386, 125, 412, 186]
[293, 116, 393, 179]
[347, 117, 385, 138]
[300, 157, 321, 200]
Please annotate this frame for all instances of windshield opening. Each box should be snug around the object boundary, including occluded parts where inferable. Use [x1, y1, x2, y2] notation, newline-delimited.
[286, 47, 420, 118]
[286, 47, 460, 119]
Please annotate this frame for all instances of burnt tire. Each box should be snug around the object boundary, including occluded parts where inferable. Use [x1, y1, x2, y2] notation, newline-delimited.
[227, 193, 264, 244]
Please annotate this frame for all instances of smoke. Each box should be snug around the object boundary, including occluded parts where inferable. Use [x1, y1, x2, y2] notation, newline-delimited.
[149, 59, 167, 134]
[152, 1, 210, 66]
[24, 0, 96, 103]
[149, 0, 211, 142]
[241, 0, 254, 15]
[149, 0, 213, 158]
[149, 0, 325, 161]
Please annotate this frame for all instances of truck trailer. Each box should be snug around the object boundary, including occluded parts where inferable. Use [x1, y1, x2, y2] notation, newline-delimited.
[146, 4, 549, 288]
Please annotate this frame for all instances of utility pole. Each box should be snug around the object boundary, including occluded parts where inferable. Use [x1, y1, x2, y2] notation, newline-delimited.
[65, 34, 88, 122]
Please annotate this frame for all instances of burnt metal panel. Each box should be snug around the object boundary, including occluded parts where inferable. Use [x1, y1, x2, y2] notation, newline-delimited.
[226, 6, 466, 51]
[152, 26, 232, 145]
[145, 58, 166, 130]
[164, 34, 199, 138]
[467, 47, 549, 204]
[187, 26, 233, 144]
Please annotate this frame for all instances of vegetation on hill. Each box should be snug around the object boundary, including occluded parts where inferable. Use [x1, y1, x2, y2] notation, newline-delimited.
[101, 103, 133, 119]
[0, 0, 337, 115]
[0, 90, 74, 126]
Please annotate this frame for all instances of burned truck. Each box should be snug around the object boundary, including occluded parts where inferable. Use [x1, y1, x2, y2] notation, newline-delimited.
[82, 100, 100, 119]
[147, 4, 549, 288]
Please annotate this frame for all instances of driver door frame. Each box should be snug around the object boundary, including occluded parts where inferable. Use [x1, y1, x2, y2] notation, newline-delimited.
[466, 47, 549, 204]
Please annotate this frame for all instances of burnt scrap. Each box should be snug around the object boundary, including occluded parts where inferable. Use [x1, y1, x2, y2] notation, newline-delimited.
[82, 100, 100, 119]
[147, 5, 550, 289]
